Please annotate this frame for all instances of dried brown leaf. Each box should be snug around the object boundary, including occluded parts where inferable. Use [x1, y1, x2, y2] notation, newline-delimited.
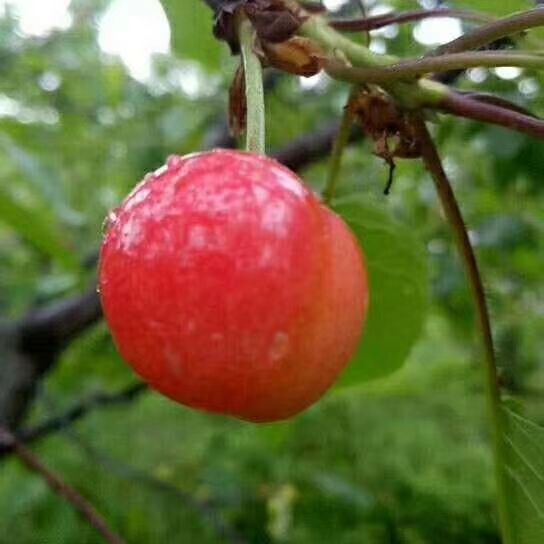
[261, 37, 323, 76]
[229, 63, 247, 137]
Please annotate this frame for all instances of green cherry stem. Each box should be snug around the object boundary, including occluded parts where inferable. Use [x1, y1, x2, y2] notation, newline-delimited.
[296, 14, 447, 109]
[325, 51, 544, 85]
[323, 89, 357, 204]
[237, 11, 266, 155]
[413, 117, 514, 544]
[294, 8, 544, 140]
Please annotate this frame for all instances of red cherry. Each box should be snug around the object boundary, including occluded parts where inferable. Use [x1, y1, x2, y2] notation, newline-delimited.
[99, 150, 369, 422]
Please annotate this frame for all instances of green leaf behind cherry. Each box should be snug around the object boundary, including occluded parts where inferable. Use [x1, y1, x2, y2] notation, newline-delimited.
[333, 194, 429, 386]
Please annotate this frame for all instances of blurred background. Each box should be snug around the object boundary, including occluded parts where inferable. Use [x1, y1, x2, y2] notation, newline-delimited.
[0, 0, 543, 542]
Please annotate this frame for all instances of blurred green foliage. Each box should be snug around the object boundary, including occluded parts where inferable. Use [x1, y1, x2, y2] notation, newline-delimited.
[1, 0, 544, 542]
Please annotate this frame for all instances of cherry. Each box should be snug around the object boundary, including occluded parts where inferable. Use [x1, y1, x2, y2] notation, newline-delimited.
[99, 150, 369, 422]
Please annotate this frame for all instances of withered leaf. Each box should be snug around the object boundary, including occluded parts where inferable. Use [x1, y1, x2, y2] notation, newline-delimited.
[246, 7, 301, 44]
[261, 37, 323, 77]
[213, 0, 302, 54]
[229, 63, 247, 138]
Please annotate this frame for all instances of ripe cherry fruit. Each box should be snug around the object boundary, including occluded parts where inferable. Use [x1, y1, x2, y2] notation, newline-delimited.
[99, 150, 369, 422]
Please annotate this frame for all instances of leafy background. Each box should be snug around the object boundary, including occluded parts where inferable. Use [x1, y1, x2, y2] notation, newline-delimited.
[0, 0, 544, 542]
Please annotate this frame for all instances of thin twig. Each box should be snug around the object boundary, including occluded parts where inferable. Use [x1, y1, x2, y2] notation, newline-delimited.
[330, 8, 491, 32]
[323, 89, 357, 203]
[412, 117, 514, 544]
[431, 7, 544, 55]
[6, 382, 247, 544]
[9, 383, 148, 452]
[457, 91, 537, 117]
[325, 51, 544, 84]
[0, 427, 126, 544]
[439, 91, 544, 139]
[61, 429, 249, 544]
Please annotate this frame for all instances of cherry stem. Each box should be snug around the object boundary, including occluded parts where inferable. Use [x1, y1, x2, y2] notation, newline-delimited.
[323, 89, 357, 203]
[329, 8, 492, 33]
[325, 51, 544, 84]
[430, 7, 544, 56]
[301, 12, 544, 138]
[236, 11, 266, 155]
[412, 117, 514, 544]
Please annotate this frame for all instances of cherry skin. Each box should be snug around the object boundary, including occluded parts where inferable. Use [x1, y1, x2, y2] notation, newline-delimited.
[99, 150, 369, 422]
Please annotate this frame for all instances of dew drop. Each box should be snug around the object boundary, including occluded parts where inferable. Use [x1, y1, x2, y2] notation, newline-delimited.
[167, 155, 184, 169]
[153, 163, 169, 177]
[102, 208, 119, 235]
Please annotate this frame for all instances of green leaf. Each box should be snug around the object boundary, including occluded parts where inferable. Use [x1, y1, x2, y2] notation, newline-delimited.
[0, 185, 79, 271]
[332, 194, 429, 385]
[160, 0, 223, 71]
[503, 406, 544, 544]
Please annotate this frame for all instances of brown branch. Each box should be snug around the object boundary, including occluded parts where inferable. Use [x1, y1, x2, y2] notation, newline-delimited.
[0, 427, 127, 544]
[457, 91, 537, 117]
[18, 289, 102, 361]
[431, 7, 544, 55]
[272, 120, 359, 171]
[439, 91, 544, 139]
[330, 8, 491, 32]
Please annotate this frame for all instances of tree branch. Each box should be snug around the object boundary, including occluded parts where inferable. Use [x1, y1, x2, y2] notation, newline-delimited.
[18, 290, 102, 361]
[325, 51, 544, 85]
[329, 8, 491, 32]
[439, 90, 544, 139]
[0, 427, 127, 544]
[272, 120, 357, 170]
[431, 7, 544, 55]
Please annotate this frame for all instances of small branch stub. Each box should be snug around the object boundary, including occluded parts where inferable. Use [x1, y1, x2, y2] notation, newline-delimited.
[259, 36, 323, 76]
